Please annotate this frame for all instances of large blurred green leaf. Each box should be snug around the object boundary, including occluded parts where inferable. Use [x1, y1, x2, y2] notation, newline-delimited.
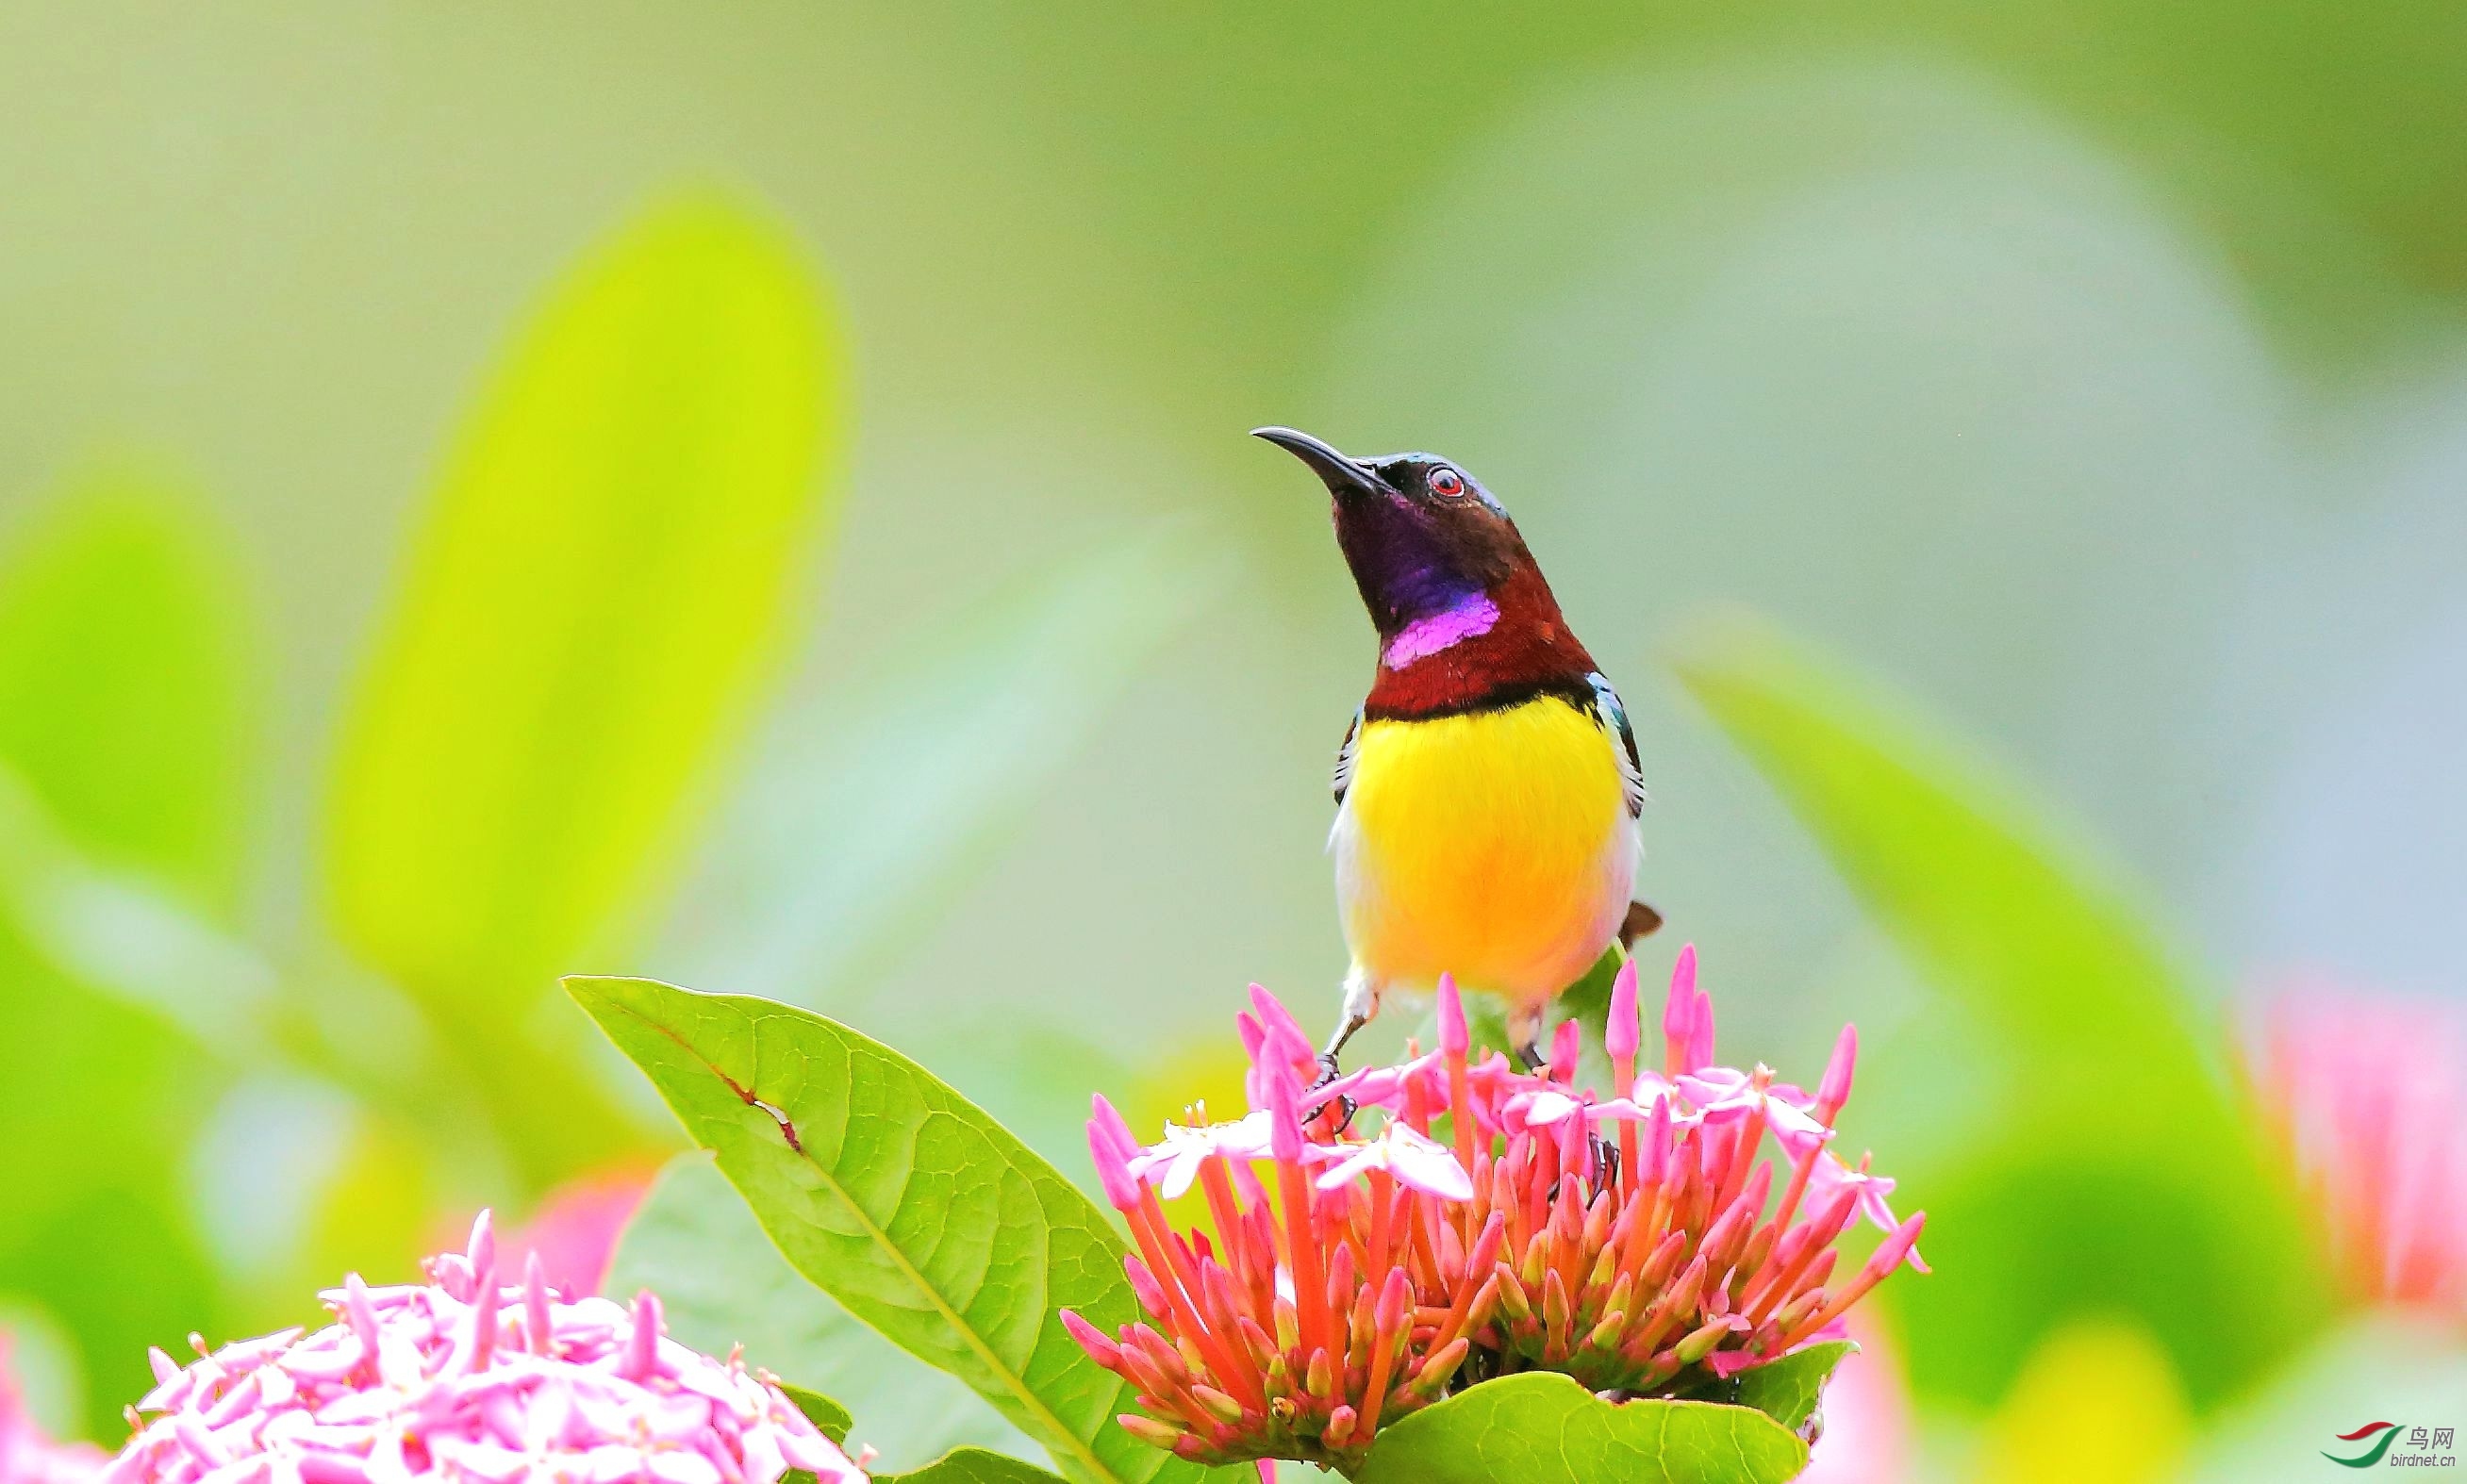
[1674, 614, 2326, 1410]
[0, 478, 255, 1436]
[0, 473, 254, 904]
[1353, 1377, 1807, 1484]
[662, 522, 1232, 1006]
[569, 977, 1233, 1484]
[328, 194, 840, 1009]
[609, 1153, 1035, 1472]
[0, 765, 276, 1059]
[2191, 1316, 2467, 1480]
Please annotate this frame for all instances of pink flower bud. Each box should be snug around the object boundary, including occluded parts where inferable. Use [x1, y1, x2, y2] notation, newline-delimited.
[1248, 984, 1307, 1052]
[1375, 1268, 1414, 1334]
[464, 1209, 495, 1281]
[1059, 1309, 1123, 1369]
[1549, 1019, 1581, 1082]
[1642, 1091, 1672, 1182]
[522, 1251, 553, 1356]
[1086, 1098, 1144, 1212]
[1090, 1093, 1139, 1161]
[1436, 974, 1467, 1058]
[1689, 989, 1715, 1073]
[1662, 945, 1699, 1071]
[1266, 1055, 1304, 1162]
[1817, 1024, 1857, 1118]
[1869, 1212, 1928, 1278]
[1605, 959, 1640, 1063]
[1123, 1258, 1170, 1320]
[621, 1291, 662, 1381]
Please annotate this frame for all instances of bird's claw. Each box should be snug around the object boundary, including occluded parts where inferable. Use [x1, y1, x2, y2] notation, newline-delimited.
[1307, 1053, 1360, 1135]
[1590, 1132, 1621, 1187]
[1327, 1095, 1360, 1136]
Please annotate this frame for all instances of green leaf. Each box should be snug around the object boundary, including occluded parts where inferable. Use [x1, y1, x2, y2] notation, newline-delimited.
[2190, 1316, 2467, 1481]
[0, 471, 255, 904]
[1550, 946, 1628, 1037]
[1726, 1342, 1855, 1434]
[873, 1450, 1073, 1484]
[775, 1383, 853, 1446]
[0, 764, 278, 1060]
[661, 521, 1233, 1006]
[328, 194, 841, 1008]
[1545, 945, 1628, 1094]
[569, 976, 1229, 1484]
[609, 1153, 1035, 1472]
[1353, 1375, 1807, 1484]
[1673, 614, 2327, 1409]
[0, 475, 254, 1436]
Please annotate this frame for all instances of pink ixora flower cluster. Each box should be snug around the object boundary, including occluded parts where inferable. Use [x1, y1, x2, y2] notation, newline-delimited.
[2, 1334, 107, 1484]
[2248, 981, 2467, 1315]
[106, 1215, 866, 1484]
[1065, 947, 1926, 1473]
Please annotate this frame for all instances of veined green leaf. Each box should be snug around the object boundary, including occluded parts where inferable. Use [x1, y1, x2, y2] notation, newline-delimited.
[1727, 1341, 1854, 1434]
[328, 195, 840, 1009]
[570, 977, 1235, 1484]
[873, 1450, 1072, 1484]
[1673, 614, 2326, 1409]
[660, 522, 1233, 1006]
[1354, 1377, 1806, 1484]
[609, 1154, 1034, 1472]
[775, 1383, 853, 1446]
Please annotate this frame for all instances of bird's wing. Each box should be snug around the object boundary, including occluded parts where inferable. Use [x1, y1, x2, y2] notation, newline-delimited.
[1333, 705, 1364, 805]
[1586, 672, 1646, 818]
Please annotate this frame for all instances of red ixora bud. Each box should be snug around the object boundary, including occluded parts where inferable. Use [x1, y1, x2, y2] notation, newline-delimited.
[1066, 952, 1925, 1472]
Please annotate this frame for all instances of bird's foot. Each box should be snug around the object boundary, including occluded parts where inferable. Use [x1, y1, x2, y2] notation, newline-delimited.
[1307, 1053, 1360, 1135]
[1326, 1097, 1360, 1136]
[1589, 1132, 1621, 1189]
[1515, 1041, 1546, 1075]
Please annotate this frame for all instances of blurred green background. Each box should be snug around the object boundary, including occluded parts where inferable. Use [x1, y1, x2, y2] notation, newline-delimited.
[3, 6, 2462, 1479]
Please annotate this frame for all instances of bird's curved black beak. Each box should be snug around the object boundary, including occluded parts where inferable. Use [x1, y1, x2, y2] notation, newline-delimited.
[1252, 426, 1386, 498]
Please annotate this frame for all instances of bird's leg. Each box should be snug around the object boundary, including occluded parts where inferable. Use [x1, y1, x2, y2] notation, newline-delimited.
[1310, 967, 1380, 1134]
[1314, 1018, 1366, 1089]
[1620, 900, 1664, 948]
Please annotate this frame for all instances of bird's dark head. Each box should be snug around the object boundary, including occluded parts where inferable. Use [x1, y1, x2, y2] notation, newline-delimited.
[1252, 426, 1541, 644]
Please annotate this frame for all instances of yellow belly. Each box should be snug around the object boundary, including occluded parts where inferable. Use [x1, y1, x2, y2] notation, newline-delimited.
[1337, 696, 1632, 1009]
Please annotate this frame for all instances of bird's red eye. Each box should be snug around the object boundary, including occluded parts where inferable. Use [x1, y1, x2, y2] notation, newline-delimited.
[1429, 467, 1466, 498]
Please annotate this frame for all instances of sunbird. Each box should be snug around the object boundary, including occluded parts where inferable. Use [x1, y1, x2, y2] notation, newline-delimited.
[1255, 427, 1660, 1075]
